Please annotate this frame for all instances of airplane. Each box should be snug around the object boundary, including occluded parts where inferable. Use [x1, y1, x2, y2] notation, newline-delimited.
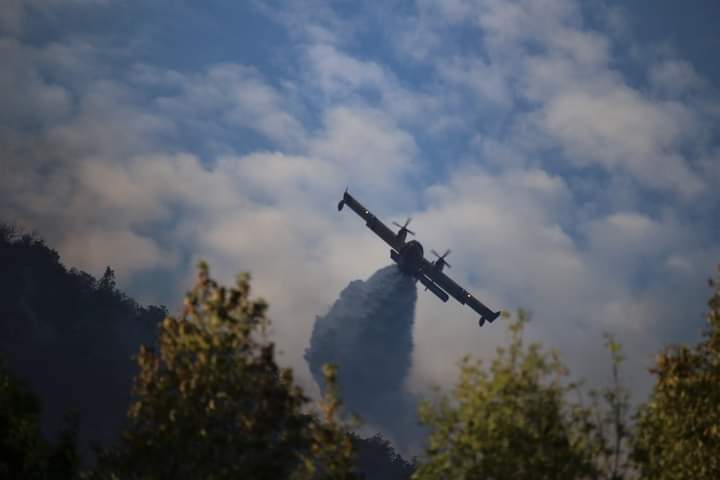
[337, 189, 501, 327]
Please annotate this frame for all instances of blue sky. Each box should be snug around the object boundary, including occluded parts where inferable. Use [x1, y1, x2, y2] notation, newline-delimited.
[2, 0, 719, 443]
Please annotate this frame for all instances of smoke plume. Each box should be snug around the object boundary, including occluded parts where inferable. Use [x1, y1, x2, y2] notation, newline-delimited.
[304, 265, 421, 449]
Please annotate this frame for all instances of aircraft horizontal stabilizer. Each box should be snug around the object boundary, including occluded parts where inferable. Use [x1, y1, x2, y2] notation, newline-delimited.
[479, 310, 501, 327]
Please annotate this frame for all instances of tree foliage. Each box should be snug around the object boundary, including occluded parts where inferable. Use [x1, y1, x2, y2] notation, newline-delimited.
[93, 262, 357, 480]
[0, 356, 79, 479]
[632, 267, 720, 479]
[413, 311, 598, 480]
[586, 334, 633, 480]
[352, 433, 415, 480]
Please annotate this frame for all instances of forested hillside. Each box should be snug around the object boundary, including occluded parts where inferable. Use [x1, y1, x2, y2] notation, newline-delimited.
[0, 224, 165, 455]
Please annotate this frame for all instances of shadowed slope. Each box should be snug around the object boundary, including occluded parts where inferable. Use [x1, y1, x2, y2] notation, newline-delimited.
[0, 226, 164, 459]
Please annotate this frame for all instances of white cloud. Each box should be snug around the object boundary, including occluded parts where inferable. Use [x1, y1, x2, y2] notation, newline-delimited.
[59, 229, 176, 279]
[649, 59, 706, 95]
[255, 0, 359, 46]
[393, 14, 443, 62]
[0, 39, 73, 125]
[309, 106, 419, 197]
[411, 0, 710, 197]
[136, 64, 306, 148]
[220, 151, 340, 203]
[471, 0, 583, 54]
[439, 56, 512, 106]
[75, 153, 244, 225]
[303, 44, 443, 128]
[0, 0, 24, 36]
[583, 212, 687, 269]
[538, 88, 705, 194]
[0, 0, 110, 36]
[306, 44, 388, 97]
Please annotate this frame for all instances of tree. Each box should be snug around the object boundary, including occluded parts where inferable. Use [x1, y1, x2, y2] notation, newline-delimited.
[352, 433, 415, 480]
[302, 363, 358, 480]
[632, 266, 720, 479]
[93, 262, 357, 480]
[413, 311, 597, 480]
[585, 334, 633, 480]
[0, 356, 80, 480]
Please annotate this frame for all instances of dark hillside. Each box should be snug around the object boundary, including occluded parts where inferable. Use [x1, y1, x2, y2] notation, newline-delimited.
[0, 224, 165, 456]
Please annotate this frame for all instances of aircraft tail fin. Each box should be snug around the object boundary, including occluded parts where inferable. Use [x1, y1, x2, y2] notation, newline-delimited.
[338, 187, 351, 210]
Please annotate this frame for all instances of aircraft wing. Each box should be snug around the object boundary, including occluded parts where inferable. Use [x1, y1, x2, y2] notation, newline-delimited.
[338, 191, 404, 251]
[420, 257, 500, 322]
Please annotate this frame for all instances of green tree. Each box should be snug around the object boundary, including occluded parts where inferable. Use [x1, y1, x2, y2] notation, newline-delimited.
[0, 357, 80, 480]
[93, 262, 356, 480]
[632, 267, 720, 479]
[413, 310, 597, 480]
[586, 334, 633, 480]
[301, 363, 357, 480]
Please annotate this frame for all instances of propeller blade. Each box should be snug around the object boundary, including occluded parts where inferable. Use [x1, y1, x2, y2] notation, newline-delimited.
[432, 249, 451, 260]
[445, 261, 452, 269]
[393, 218, 415, 235]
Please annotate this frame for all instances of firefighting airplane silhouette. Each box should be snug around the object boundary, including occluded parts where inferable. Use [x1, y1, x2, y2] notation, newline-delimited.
[338, 189, 501, 327]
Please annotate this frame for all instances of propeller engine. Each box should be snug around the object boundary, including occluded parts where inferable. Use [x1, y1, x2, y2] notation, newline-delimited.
[431, 249, 452, 269]
[392, 218, 415, 238]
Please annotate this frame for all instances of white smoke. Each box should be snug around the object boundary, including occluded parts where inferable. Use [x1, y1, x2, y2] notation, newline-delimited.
[304, 265, 422, 450]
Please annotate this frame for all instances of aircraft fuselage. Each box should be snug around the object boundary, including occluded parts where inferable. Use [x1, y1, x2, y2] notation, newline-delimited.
[394, 240, 424, 275]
